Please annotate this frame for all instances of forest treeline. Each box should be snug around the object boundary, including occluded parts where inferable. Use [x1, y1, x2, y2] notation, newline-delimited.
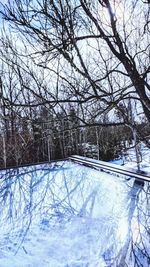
[0, 104, 149, 168]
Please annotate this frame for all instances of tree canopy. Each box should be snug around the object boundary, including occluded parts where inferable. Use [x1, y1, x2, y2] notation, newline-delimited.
[0, 0, 149, 122]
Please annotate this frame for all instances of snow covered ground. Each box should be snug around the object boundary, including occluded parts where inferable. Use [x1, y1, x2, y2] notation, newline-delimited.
[111, 143, 150, 174]
[0, 157, 149, 266]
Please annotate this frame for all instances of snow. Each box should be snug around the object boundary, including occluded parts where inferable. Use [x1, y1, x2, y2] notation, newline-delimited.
[110, 143, 150, 174]
[110, 143, 150, 266]
[0, 159, 149, 266]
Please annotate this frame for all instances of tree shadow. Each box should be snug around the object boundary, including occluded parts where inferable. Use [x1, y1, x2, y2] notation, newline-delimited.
[0, 162, 149, 266]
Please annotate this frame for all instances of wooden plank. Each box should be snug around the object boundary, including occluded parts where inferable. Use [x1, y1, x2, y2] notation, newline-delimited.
[69, 155, 150, 183]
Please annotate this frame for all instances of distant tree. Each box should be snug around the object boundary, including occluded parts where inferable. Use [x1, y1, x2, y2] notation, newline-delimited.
[115, 98, 143, 171]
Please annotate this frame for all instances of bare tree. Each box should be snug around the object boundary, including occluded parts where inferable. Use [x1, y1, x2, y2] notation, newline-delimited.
[0, 0, 149, 166]
[0, 0, 149, 120]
